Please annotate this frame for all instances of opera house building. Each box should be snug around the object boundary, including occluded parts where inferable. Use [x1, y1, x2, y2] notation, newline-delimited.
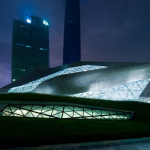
[0, 61, 150, 120]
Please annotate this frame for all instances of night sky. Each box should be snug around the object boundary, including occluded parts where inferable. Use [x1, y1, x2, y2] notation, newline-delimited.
[0, 0, 150, 88]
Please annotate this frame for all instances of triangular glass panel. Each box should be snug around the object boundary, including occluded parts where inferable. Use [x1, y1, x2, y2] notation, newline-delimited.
[105, 87, 114, 93]
[26, 112, 34, 117]
[3, 112, 11, 116]
[52, 110, 62, 116]
[2, 112, 7, 116]
[73, 112, 83, 118]
[101, 94, 110, 99]
[118, 85, 129, 91]
[101, 110, 109, 116]
[62, 112, 72, 118]
[43, 106, 54, 110]
[65, 106, 74, 112]
[10, 106, 18, 112]
[74, 107, 83, 111]
[118, 115, 124, 119]
[41, 114, 49, 118]
[131, 91, 141, 98]
[20, 109, 28, 115]
[52, 113, 62, 118]
[3, 106, 11, 112]
[32, 112, 39, 117]
[32, 108, 42, 113]
[130, 83, 141, 90]
[55, 106, 64, 111]
[43, 110, 53, 116]
[53, 106, 62, 109]
[110, 115, 117, 119]
[126, 83, 134, 90]
[84, 109, 92, 115]
[127, 92, 135, 99]
[111, 92, 120, 99]
[93, 110, 101, 115]
[109, 111, 117, 115]
[14, 109, 24, 116]
[37, 115, 43, 118]
[21, 106, 32, 110]
[137, 80, 149, 89]
[84, 112, 91, 117]
[118, 91, 128, 98]
[41, 107, 51, 113]
[32, 106, 43, 110]
[116, 116, 121, 119]
[84, 108, 90, 111]
[64, 111, 73, 117]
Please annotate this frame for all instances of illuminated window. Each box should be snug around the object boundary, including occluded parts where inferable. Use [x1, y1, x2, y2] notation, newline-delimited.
[27, 19, 31, 23]
[1, 104, 133, 120]
[43, 20, 49, 26]
[40, 48, 47, 51]
[70, 79, 150, 101]
[8, 65, 107, 93]
[26, 45, 32, 48]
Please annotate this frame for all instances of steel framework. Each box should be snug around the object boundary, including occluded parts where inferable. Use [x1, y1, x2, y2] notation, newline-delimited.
[0, 104, 133, 120]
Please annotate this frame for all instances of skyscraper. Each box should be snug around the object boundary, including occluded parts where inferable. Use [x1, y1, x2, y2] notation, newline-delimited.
[11, 15, 49, 82]
[63, 0, 81, 65]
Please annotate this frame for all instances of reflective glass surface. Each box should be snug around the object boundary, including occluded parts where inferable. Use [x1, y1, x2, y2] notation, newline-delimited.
[1, 104, 132, 120]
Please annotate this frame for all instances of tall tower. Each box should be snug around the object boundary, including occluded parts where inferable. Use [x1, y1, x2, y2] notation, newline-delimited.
[63, 0, 81, 65]
[11, 15, 49, 82]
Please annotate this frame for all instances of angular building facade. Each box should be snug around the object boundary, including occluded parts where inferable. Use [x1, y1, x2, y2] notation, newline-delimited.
[1, 61, 150, 102]
[63, 0, 81, 64]
[11, 15, 49, 82]
[4, 61, 150, 120]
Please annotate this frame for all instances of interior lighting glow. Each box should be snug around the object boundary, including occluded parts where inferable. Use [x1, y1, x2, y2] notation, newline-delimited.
[26, 45, 32, 48]
[40, 48, 47, 51]
[1, 104, 133, 120]
[27, 19, 31, 23]
[43, 20, 49, 25]
[69, 79, 150, 101]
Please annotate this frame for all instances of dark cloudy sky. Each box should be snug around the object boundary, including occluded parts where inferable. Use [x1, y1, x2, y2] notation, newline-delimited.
[0, 0, 150, 88]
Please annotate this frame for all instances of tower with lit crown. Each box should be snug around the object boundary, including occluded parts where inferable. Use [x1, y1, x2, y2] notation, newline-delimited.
[63, 0, 81, 64]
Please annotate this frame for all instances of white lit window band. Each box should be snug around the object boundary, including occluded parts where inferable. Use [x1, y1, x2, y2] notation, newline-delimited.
[69, 79, 150, 101]
[8, 65, 107, 93]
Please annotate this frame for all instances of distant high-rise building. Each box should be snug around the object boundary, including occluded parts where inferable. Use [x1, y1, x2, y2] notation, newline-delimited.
[11, 15, 49, 82]
[63, 0, 81, 65]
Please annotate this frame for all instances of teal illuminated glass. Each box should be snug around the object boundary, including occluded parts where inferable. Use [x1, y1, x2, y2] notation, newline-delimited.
[1, 104, 133, 120]
[70, 79, 150, 100]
